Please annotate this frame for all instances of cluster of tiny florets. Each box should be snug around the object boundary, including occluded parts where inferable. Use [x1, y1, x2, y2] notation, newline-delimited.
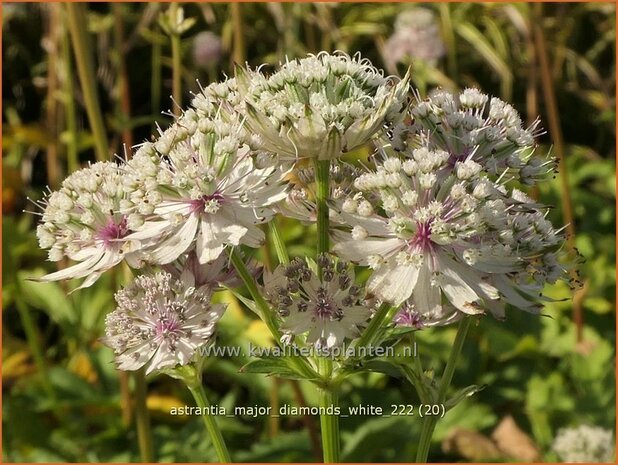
[35, 162, 146, 288]
[264, 254, 372, 349]
[102, 271, 225, 374]
[238, 52, 410, 159]
[120, 83, 288, 265]
[384, 8, 446, 69]
[391, 88, 554, 186]
[334, 92, 572, 322]
[552, 425, 615, 463]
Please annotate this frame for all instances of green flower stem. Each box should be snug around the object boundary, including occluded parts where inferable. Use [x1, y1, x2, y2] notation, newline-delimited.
[65, 3, 109, 162]
[229, 248, 280, 339]
[60, 17, 78, 173]
[313, 157, 342, 462]
[169, 3, 182, 117]
[151, 26, 163, 132]
[315, 159, 330, 259]
[415, 316, 472, 462]
[410, 333, 428, 403]
[356, 302, 396, 349]
[319, 389, 340, 462]
[186, 381, 231, 462]
[15, 295, 55, 400]
[268, 220, 289, 264]
[230, 3, 245, 65]
[317, 356, 340, 462]
[229, 248, 317, 380]
[134, 369, 154, 462]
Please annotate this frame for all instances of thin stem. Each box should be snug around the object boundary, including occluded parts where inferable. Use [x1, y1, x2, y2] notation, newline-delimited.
[230, 3, 245, 65]
[151, 30, 162, 132]
[290, 380, 323, 461]
[438, 3, 458, 80]
[134, 369, 154, 462]
[169, 3, 182, 117]
[261, 223, 274, 272]
[118, 371, 132, 426]
[66, 3, 109, 161]
[61, 14, 79, 173]
[269, 378, 280, 438]
[268, 220, 289, 264]
[112, 3, 134, 151]
[186, 382, 231, 462]
[229, 248, 280, 339]
[318, 358, 340, 463]
[314, 159, 330, 259]
[415, 317, 472, 462]
[314, 157, 340, 462]
[15, 296, 55, 400]
[45, 4, 60, 189]
[355, 302, 395, 350]
[532, 3, 583, 342]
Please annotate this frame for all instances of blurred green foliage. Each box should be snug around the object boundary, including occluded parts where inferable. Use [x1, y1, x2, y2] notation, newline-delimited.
[2, 2, 615, 462]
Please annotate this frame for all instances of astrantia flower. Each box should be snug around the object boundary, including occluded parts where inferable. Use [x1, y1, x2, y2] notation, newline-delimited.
[333, 143, 569, 319]
[190, 78, 248, 131]
[264, 254, 372, 349]
[467, 188, 570, 314]
[383, 8, 446, 70]
[237, 52, 410, 160]
[393, 301, 460, 328]
[393, 88, 553, 185]
[102, 272, 225, 375]
[123, 111, 289, 265]
[552, 425, 615, 463]
[193, 31, 222, 70]
[35, 162, 145, 289]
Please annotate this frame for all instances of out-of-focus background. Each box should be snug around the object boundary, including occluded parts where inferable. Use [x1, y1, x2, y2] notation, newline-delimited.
[2, 2, 615, 462]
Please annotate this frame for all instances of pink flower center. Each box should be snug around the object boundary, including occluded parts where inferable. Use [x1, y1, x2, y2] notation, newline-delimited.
[97, 216, 129, 247]
[394, 307, 424, 329]
[189, 193, 225, 214]
[411, 220, 433, 251]
[155, 317, 180, 337]
[313, 288, 343, 321]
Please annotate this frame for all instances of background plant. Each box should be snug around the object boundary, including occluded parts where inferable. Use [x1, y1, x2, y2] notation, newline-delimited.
[3, 2, 615, 462]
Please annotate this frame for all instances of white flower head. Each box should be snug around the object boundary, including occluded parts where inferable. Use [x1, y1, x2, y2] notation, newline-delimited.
[123, 108, 289, 265]
[552, 424, 615, 463]
[190, 77, 245, 129]
[34, 162, 146, 289]
[237, 52, 410, 160]
[384, 8, 446, 69]
[102, 271, 226, 375]
[334, 144, 571, 320]
[193, 31, 222, 69]
[405, 88, 554, 185]
[394, 300, 461, 329]
[264, 254, 372, 349]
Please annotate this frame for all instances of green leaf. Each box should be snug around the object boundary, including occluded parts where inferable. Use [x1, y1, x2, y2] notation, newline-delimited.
[455, 22, 513, 98]
[17, 271, 75, 325]
[240, 356, 319, 381]
[354, 359, 404, 379]
[224, 287, 261, 316]
[445, 384, 487, 410]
